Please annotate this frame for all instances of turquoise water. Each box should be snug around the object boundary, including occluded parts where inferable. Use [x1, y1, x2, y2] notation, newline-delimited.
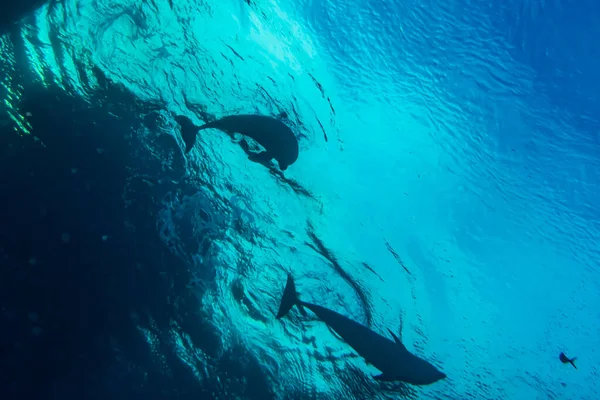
[3, 0, 599, 398]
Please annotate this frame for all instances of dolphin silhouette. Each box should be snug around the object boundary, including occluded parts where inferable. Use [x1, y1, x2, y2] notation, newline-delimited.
[175, 114, 299, 170]
[276, 274, 447, 385]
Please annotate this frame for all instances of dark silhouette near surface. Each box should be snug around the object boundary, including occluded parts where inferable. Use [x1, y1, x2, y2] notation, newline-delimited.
[276, 274, 446, 386]
[175, 114, 299, 170]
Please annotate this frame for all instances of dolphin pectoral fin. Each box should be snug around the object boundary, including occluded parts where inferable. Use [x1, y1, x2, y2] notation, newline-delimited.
[326, 325, 344, 342]
[373, 374, 392, 381]
[248, 151, 273, 166]
[387, 328, 409, 352]
[387, 328, 401, 344]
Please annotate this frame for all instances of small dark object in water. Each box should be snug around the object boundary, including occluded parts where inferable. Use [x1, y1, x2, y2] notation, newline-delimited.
[559, 352, 577, 369]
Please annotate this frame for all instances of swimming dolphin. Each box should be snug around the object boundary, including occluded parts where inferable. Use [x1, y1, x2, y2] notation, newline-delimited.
[559, 352, 577, 369]
[276, 274, 447, 385]
[175, 114, 299, 170]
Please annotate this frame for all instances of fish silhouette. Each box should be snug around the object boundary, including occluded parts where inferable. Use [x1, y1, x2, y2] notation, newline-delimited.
[559, 352, 577, 369]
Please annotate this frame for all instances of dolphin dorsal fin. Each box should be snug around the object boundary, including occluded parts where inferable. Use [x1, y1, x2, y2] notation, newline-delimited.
[387, 328, 408, 352]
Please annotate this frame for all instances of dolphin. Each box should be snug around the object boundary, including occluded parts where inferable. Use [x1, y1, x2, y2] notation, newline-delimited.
[276, 274, 447, 385]
[175, 114, 299, 170]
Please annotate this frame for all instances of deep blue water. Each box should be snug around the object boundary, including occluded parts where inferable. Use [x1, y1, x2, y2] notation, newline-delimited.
[1, 0, 599, 399]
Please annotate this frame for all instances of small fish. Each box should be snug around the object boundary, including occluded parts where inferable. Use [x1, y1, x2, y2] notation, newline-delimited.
[559, 352, 577, 369]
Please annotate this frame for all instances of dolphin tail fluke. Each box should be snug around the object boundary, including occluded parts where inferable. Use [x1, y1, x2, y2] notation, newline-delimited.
[175, 115, 201, 153]
[570, 357, 577, 369]
[276, 274, 306, 319]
